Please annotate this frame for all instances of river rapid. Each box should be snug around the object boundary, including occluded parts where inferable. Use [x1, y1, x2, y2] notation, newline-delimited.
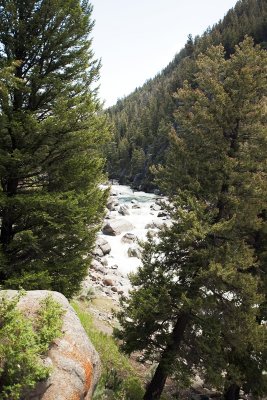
[81, 184, 170, 301]
[100, 184, 165, 274]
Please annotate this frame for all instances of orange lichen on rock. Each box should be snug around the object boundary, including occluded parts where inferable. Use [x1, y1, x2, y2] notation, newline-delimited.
[59, 335, 93, 395]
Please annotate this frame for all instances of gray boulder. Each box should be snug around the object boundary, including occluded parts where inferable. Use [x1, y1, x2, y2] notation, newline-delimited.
[96, 237, 111, 255]
[106, 198, 119, 211]
[91, 259, 106, 274]
[91, 246, 104, 257]
[150, 204, 161, 211]
[121, 232, 137, 244]
[118, 204, 130, 216]
[127, 246, 142, 259]
[102, 219, 134, 236]
[1, 290, 101, 400]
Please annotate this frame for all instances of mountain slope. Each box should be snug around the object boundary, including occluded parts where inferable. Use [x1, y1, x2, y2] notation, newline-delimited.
[106, 0, 267, 191]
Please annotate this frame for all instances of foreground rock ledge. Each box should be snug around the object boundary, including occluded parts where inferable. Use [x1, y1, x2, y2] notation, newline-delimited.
[0, 290, 101, 400]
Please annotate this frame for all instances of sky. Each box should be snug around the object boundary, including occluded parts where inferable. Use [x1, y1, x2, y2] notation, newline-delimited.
[90, 0, 238, 108]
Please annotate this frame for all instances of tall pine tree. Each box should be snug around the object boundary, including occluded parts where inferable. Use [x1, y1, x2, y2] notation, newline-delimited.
[0, 0, 109, 297]
[115, 37, 267, 399]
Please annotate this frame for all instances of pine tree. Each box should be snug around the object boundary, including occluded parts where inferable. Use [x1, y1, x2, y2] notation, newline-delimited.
[115, 37, 267, 399]
[0, 0, 109, 297]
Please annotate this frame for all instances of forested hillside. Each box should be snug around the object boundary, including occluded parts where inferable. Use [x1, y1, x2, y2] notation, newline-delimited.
[106, 0, 267, 191]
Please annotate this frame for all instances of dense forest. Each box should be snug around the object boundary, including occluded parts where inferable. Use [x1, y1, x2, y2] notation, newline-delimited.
[106, 0, 267, 191]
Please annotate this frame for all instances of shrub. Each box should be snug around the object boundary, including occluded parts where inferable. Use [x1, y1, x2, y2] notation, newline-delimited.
[0, 292, 63, 400]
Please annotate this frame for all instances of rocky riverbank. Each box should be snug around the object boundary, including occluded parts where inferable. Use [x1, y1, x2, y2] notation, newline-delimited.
[80, 184, 170, 304]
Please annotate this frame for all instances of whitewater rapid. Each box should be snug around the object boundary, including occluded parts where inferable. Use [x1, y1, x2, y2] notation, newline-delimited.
[98, 184, 166, 275]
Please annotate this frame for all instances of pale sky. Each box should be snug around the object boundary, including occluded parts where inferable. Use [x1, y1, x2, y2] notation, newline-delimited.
[91, 0, 238, 107]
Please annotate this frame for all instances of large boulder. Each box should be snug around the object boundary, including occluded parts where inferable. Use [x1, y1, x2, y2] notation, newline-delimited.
[1, 290, 101, 400]
[95, 237, 111, 255]
[102, 219, 134, 236]
[121, 232, 138, 244]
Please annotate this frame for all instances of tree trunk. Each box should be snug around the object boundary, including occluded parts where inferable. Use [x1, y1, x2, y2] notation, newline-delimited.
[0, 177, 19, 251]
[143, 312, 190, 400]
[224, 383, 240, 400]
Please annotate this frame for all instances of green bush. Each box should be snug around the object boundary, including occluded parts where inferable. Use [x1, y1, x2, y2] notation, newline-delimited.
[0, 292, 64, 400]
[72, 302, 144, 400]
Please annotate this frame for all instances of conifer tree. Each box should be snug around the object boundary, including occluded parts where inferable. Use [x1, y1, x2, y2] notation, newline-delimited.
[115, 38, 267, 399]
[0, 0, 109, 297]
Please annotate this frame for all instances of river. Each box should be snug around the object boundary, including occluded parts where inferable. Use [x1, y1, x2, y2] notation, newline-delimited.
[82, 184, 169, 300]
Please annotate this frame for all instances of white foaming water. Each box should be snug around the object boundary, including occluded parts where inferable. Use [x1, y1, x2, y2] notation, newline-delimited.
[99, 184, 165, 276]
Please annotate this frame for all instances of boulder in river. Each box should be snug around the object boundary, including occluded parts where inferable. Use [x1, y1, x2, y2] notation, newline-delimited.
[106, 198, 119, 211]
[102, 219, 134, 236]
[127, 246, 142, 259]
[132, 203, 141, 209]
[91, 246, 104, 258]
[150, 204, 161, 211]
[121, 232, 137, 244]
[118, 204, 130, 216]
[96, 237, 111, 255]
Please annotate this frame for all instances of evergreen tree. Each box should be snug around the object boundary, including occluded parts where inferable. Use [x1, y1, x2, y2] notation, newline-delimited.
[0, 0, 109, 297]
[115, 38, 267, 399]
[107, 0, 267, 191]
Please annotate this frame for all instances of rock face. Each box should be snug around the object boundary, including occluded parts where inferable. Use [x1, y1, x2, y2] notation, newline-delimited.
[1, 290, 101, 400]
[102, 219, 134, 236]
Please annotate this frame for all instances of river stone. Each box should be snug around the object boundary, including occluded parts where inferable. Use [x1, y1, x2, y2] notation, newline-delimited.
[157, 211, 168, 218]
[91, 246, 104, 257]
[150, 204, 161, 211]
[106, 199, 119, 211]
[99, 257, 108, 266]
[132, 203, 141, 209]
[121, 232, 137, 243]
[0, 290, 101, 400]
[91, 260, 105, 274]
[127, 246, 142, 259]
[102, 219, 134, 236]
[118, 204, 130, 216]
[103, 278, 114, 286]
[95, 237, 111, 255]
